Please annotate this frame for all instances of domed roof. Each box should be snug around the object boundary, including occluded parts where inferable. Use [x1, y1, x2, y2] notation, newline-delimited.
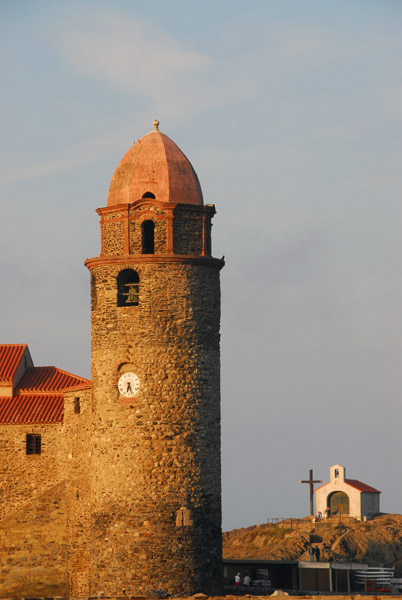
[107, 121, 203, 207]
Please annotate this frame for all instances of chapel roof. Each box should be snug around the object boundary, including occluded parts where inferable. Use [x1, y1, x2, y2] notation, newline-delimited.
[107, 120, 203, 207]
[344, 479, 381, 494]
[315, 478, 381, 494]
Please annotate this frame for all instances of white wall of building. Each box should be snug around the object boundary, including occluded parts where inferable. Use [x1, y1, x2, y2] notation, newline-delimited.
[315, 464, 380, 520]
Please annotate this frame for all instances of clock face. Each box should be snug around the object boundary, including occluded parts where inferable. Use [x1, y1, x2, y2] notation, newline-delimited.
[118, 372, 140, 398]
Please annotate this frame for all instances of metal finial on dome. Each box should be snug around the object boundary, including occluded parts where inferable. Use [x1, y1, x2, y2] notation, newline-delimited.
[153, 119, 160, 131]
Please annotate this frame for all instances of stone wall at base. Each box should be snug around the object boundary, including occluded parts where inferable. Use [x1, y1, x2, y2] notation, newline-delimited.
[64, 387, 93, 598]
[0, 481, 68, 598]
[222, 597, 402, 600]
[0, 595, 398, 600]
[0, 422, 65, 521]
[87, 258, 222, 597]
[0, 420, 69, 597]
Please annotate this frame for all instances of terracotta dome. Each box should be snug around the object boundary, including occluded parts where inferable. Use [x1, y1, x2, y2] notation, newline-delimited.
[107, 121, 203, 207]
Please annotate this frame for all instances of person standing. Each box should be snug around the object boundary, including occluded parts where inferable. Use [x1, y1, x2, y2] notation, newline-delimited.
[235, 573, 241, 587]
[314, 546, 320, 562]
[243, 572, 251, 586]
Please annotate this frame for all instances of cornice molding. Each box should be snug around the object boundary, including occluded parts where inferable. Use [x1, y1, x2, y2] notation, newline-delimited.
[85, 254, 224, 270]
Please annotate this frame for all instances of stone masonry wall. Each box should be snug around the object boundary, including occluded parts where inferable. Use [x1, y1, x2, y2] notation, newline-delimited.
[0, 482, 68, 597]
[88, 258, 222, 597]
[173, 215, 204, 255]
[129, 216, 168, 254]
[0, 420, 69, 597]
[103, 220, 125, 255]
[0, 422, 65, 521]
[101, 203, 212, 258]
[64, 387, 92, 598]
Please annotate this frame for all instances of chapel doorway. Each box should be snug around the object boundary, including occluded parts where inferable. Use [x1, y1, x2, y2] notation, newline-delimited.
[328, 491, 350, 515]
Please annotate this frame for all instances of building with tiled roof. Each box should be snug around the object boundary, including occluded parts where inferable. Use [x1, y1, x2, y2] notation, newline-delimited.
[0, 122, 223, 599]
[0, 344, 90, 424]
[315, 464, 381, 520]
[0, 342, 92, 583]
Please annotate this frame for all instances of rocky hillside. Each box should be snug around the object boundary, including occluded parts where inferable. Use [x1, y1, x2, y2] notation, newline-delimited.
[223, 514, 402, 575]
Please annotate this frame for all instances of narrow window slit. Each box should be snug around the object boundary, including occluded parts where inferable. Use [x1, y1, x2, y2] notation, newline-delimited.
[141, 220, 155, 254]
[26, 433, 41, 455]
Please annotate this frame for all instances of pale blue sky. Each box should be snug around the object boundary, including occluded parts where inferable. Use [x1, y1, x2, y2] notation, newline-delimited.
[1, 0, 401, 531]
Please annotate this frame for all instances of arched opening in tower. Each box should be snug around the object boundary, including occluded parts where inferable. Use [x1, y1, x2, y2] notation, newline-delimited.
[141, 220, 155, 254]
[117, 269, 140, 307]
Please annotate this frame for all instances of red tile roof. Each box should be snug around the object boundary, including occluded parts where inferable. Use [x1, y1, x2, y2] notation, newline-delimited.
[17, 366, 90, 393]
[0, 347, 91, 424]
[315, 478, 381, 494]
[0, 395, 63, 424]
[345, 478, 381, 494]
[0, 344, 27, 382]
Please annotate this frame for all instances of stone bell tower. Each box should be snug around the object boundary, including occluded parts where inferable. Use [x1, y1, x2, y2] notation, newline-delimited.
[85, 121, 223, 597]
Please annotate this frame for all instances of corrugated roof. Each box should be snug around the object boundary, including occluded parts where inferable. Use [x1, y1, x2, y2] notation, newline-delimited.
[0, 344, 27, 382]
[0, 395, 63, 424]
[17, 366, 90, 392]
[345, 478, 381, 494]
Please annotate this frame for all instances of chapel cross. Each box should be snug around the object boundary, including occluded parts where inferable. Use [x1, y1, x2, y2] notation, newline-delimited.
[300, 468, 322, 516]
